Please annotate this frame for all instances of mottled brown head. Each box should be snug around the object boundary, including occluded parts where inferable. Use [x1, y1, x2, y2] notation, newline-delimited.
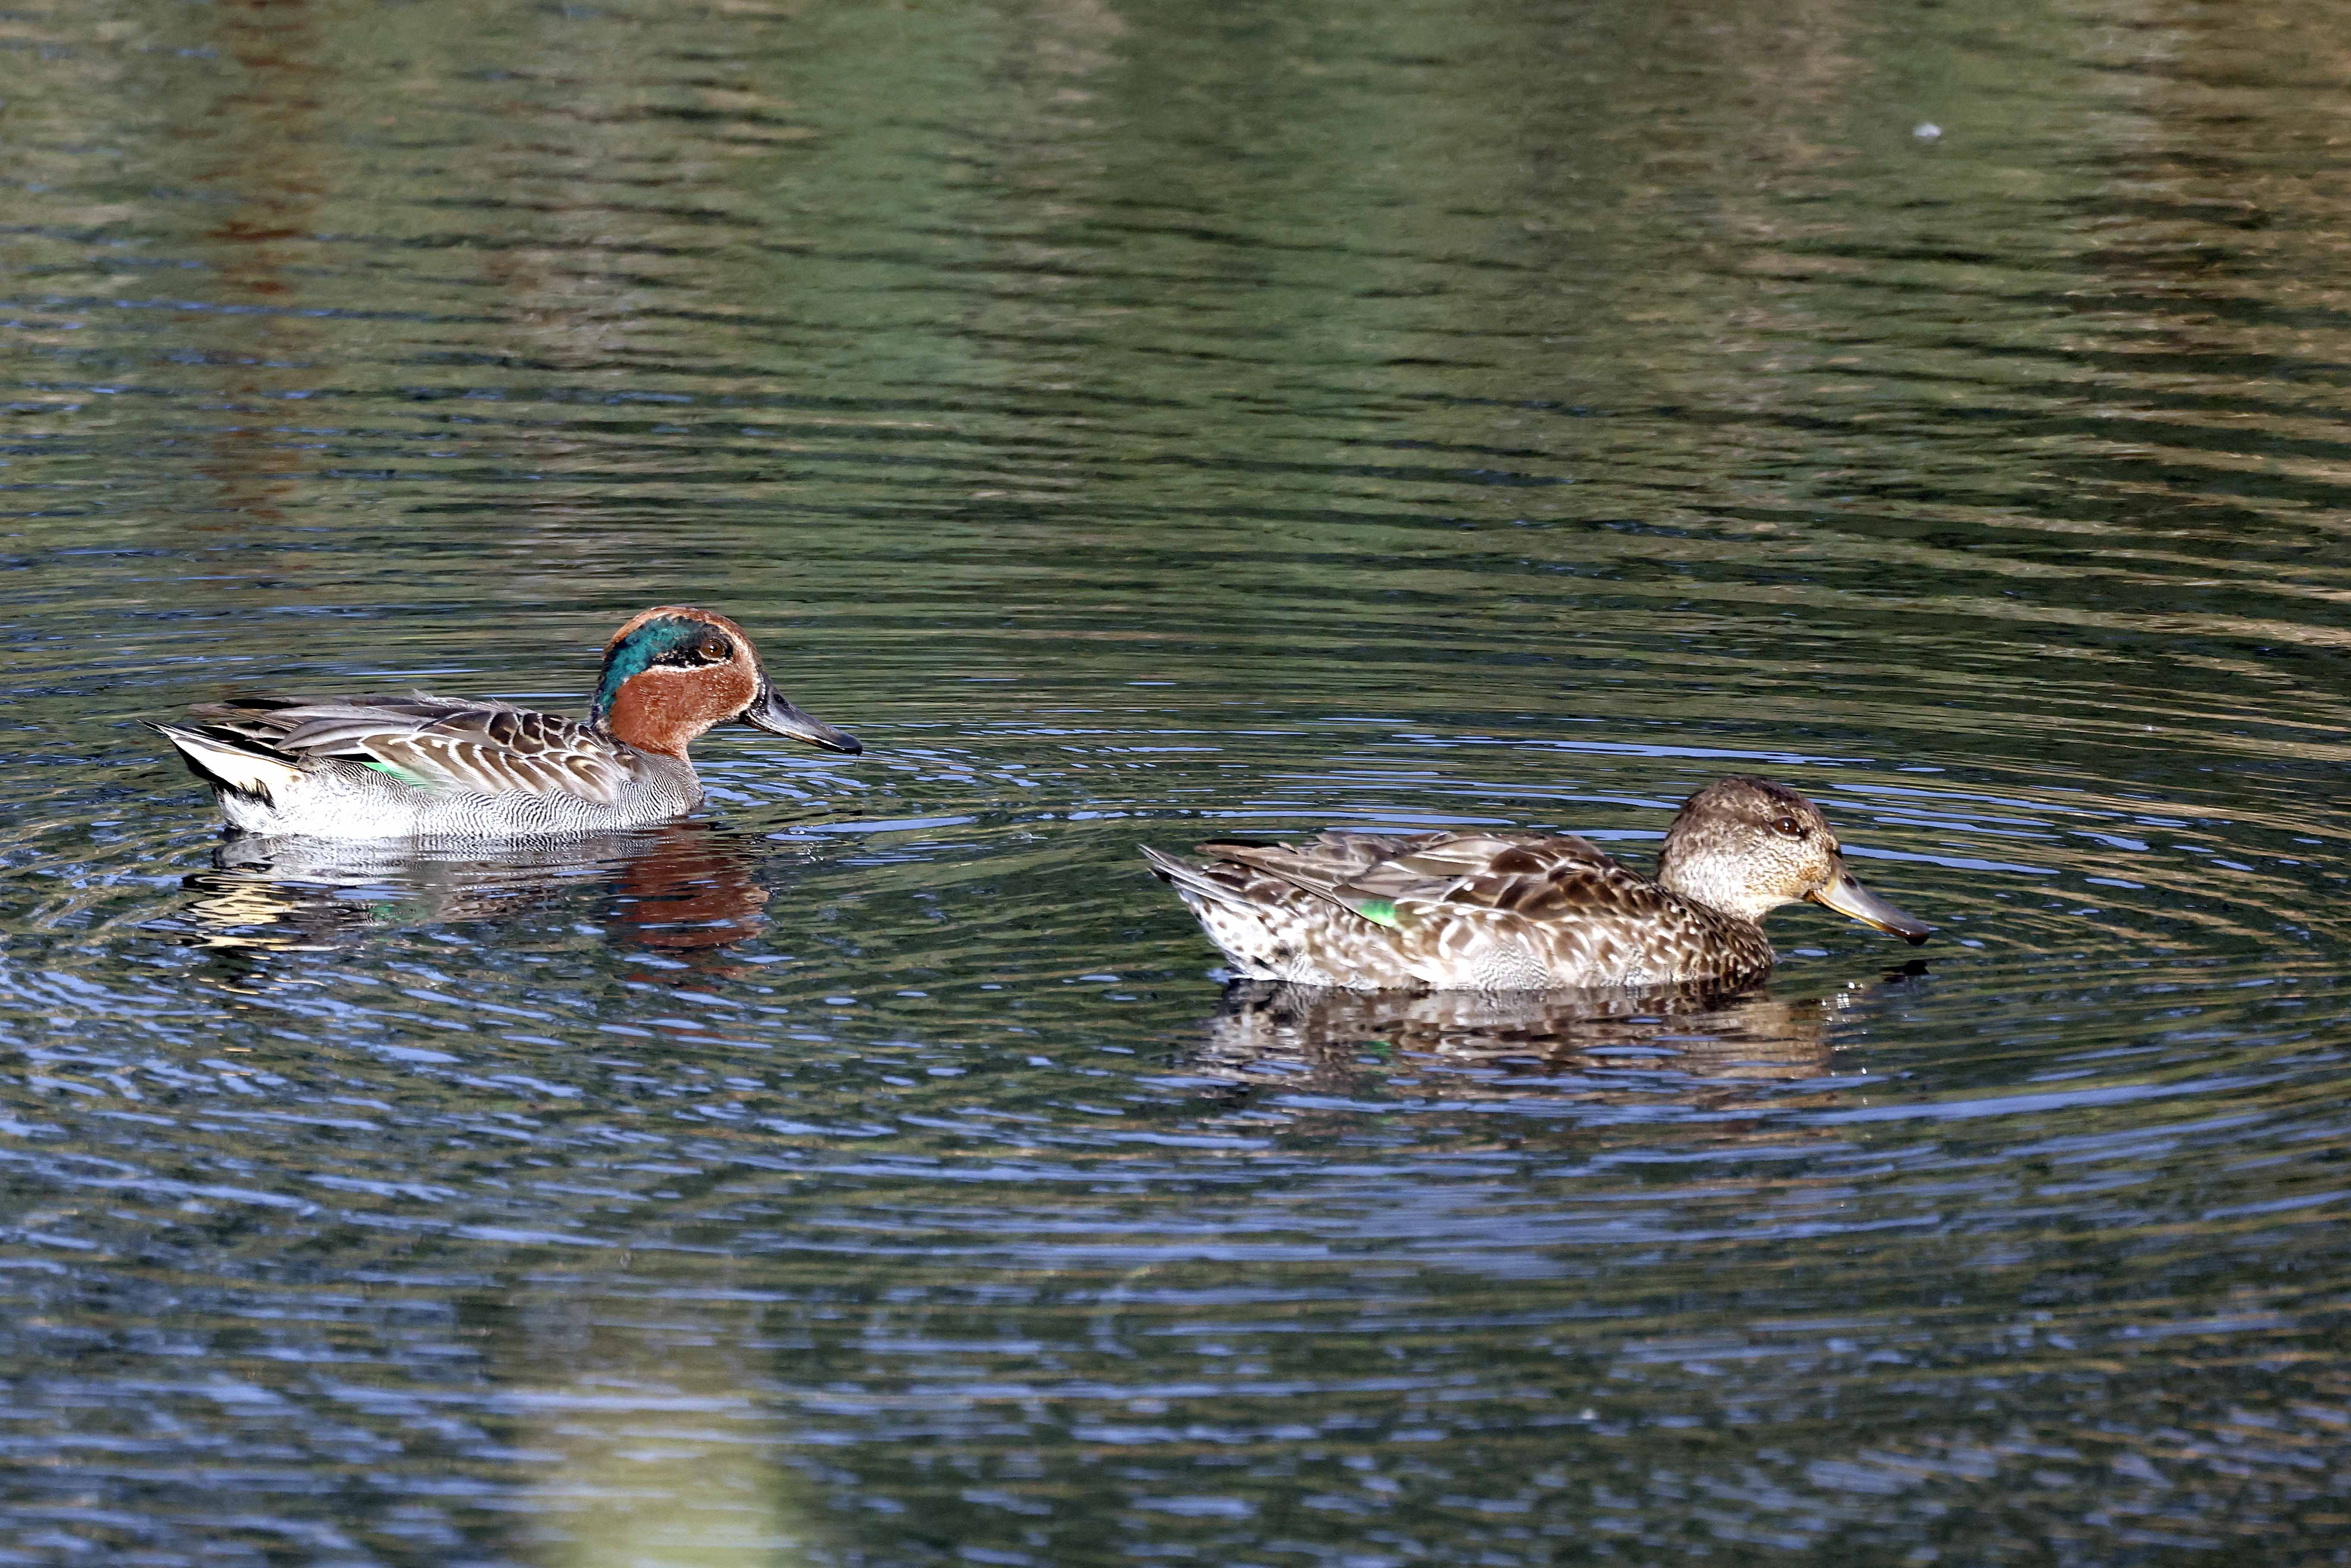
[1656, 776, 1930, 942]
[589, 606, 861, 761]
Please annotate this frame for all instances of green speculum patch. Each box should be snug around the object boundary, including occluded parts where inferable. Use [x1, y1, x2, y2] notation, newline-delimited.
[359, 757, 433, 789]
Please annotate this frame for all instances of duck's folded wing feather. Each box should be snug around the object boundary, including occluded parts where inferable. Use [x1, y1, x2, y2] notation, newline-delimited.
[1204, 830, 1658, 917]
[188, 696, 634, 803]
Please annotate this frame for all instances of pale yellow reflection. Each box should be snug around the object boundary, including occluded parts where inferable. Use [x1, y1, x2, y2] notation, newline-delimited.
[521, 1377, 829, 1568]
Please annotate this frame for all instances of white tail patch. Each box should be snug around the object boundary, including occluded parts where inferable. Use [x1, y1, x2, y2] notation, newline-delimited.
[155, 724, 303, 801]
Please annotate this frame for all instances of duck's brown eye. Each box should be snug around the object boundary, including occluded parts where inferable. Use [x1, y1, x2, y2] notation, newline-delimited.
[1773, 815, 1804, 838]
[698, 638, 732, 662]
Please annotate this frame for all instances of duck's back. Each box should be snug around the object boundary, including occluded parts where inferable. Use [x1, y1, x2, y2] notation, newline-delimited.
[1145, 829, 1772, 990]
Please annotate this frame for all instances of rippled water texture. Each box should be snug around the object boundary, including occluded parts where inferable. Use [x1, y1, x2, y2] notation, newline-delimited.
[7, 0, 2351, 1562]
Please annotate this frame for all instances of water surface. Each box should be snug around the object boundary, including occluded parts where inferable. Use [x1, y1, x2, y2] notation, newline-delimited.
[6, 0, 2351, 1562]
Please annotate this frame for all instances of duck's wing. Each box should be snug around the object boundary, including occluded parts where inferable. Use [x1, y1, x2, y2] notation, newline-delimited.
[1199, 829, 1670, 925]
[1161, 831, 1765, 989]
[185, 695, 636, 804]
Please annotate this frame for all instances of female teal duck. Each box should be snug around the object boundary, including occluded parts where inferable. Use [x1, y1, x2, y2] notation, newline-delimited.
[1143, 776, 1930, 990]
[153, 606, 860, 840]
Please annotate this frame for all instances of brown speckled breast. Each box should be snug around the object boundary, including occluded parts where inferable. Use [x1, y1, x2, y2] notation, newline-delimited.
[1146, 830, 1777, 991]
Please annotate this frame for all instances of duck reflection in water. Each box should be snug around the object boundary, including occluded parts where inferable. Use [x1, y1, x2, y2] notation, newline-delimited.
[178, 821, 774, 962]
[1192, 968, 1927, 1100]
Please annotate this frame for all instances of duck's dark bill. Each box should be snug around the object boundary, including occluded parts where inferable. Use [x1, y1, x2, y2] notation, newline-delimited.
[744, 688, 862, 754]
[1808, 867, 1932, 945]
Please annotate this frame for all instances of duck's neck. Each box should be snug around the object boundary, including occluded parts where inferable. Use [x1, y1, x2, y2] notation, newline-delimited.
[1657, 851, 1778, 926]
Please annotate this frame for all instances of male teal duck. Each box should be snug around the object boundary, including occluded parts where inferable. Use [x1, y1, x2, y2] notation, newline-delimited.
[1143, 776, 1930, 991]
[153, 606, 860, 840]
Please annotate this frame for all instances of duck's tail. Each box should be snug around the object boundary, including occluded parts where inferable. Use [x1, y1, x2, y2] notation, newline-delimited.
[1139, 844, 1261, 909]
[149, 721, 303, 804]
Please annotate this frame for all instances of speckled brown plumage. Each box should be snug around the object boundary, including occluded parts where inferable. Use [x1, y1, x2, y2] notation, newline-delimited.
[1143, 775, 1931, 992]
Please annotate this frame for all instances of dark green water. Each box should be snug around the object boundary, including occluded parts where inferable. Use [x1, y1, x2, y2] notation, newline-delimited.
[7, 0, 2351, 1563]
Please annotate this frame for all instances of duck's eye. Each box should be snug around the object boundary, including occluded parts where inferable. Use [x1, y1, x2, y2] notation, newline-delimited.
[698, 638, 732, 662]
[1772, 815, 1805, 838]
